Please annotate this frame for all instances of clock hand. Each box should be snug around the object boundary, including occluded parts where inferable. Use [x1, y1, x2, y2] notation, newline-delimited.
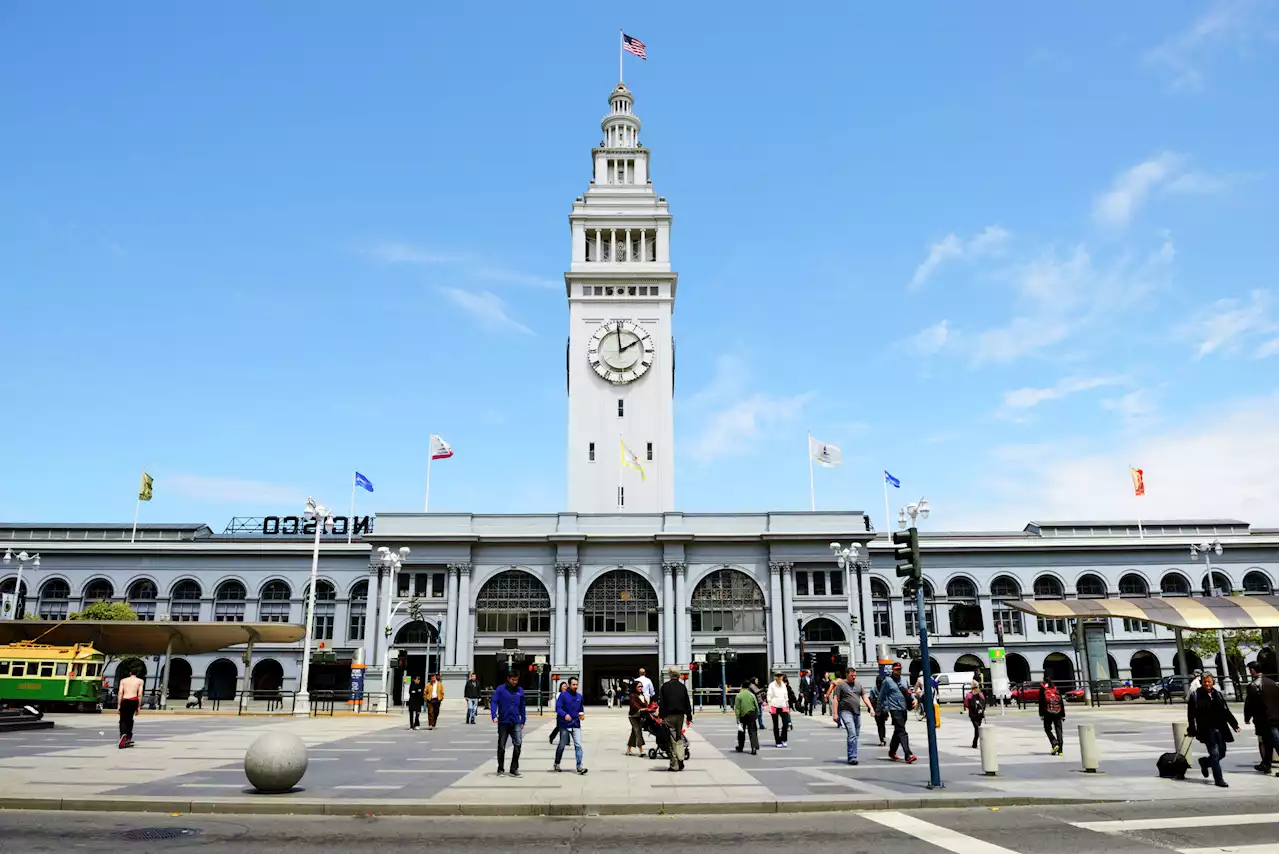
[620, 338, 641, 352]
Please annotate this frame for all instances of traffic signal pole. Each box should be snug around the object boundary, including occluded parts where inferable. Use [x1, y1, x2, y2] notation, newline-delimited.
[894, 525, 942, 789]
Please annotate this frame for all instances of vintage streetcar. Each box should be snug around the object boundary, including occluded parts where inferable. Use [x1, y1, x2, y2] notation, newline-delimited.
[0, 641, 105, 712]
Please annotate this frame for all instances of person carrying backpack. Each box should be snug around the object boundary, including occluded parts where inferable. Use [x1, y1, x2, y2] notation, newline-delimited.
[964, 681, 986, 749]
[1038, 678, 1066, 755]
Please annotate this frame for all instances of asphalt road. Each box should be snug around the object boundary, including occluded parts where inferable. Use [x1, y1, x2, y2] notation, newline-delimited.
[0, 797, 1274, 853]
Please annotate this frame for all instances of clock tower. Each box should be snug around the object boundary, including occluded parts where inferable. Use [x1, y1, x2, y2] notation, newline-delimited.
[566, 83, 676, 514]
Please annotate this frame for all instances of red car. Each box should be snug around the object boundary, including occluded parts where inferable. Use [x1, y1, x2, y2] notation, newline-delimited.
[1012, 685, 1042, 702]
[1065, 682, 1141, 702]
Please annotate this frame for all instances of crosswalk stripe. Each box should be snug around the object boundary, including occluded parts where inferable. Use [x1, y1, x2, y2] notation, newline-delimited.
[857, 811, 1023, 854]
[1179, 846, 1277, 854]
[1072, 814, 1277, 833]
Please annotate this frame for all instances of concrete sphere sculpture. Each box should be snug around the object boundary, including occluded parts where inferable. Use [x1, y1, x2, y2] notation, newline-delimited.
[244, 732, 308, 793]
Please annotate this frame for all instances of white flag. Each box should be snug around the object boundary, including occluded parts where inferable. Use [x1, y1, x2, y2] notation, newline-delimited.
[430, 435, 453, 461]
[809, 435, 842, 468]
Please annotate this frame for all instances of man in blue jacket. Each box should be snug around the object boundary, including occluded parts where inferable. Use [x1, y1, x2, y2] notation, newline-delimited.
[490, 670, 526, 777]
[554, 676, 589, 774]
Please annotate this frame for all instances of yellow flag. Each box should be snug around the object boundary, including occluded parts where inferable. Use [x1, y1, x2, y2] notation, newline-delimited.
[139, 472, 154, 502]
[620, 440, 646, 481]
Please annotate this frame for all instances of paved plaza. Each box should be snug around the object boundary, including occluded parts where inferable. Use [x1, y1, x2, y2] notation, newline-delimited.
[0, 702, 1276, 815]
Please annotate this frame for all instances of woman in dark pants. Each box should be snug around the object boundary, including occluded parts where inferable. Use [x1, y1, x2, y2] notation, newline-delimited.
[626, 681, 647, 755]
[1188, 673, 1240, 788]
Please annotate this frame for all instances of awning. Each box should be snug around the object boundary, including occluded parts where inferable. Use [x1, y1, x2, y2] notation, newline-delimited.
[1004, 595, 1279, 631]
[0, 620, 305, 655]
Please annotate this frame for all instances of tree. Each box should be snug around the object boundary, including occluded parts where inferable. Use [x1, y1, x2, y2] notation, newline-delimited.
[1188, 628, 1265, 697]
[70, 601, 138, 621]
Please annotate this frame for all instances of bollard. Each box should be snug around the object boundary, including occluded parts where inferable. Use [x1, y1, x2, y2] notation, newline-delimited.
[979, 727, 998, 776]
[1078, 723, 1099, 773]
[1172, 722, 1192, 760]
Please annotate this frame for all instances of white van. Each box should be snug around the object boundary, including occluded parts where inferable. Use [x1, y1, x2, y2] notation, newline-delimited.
[932, 672, 979, 704]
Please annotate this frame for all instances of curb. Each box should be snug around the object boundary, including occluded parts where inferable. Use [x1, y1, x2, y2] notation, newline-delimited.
[0, 794, 1113, 818]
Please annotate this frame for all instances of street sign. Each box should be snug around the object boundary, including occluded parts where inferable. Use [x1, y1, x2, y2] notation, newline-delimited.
[533, 654, 547, 665]
[693, 653, 707, 663]
[988, 647, 1006, 661]
[837, 645, 851, 657]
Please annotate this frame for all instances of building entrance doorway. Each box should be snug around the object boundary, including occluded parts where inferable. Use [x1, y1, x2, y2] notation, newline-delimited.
[582, 653, 659, 705]
[391, 653, 438, 705]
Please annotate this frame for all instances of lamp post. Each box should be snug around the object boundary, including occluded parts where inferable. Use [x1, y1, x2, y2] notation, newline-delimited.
[296, 497, 334, 715]
[830, 542, 869, 665]
[375, 545, 411, 711]
[795, 609, 806, 675]
[1191, 539, 1233, 697]
[2, 549, 40, 620]
[899, 496, 942, 789]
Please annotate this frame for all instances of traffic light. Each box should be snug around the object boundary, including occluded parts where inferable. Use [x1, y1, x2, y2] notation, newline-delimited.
[893, 527, 921, 580]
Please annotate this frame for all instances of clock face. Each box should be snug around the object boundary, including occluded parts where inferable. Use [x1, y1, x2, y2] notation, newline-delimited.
[588, 319, 654, 384]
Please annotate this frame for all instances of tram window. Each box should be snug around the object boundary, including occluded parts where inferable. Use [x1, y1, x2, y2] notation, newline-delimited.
[0, 661, 9, 675]
[39, 662, 54, 677]
[10, 662, 25, 677]
[56, 663, 68, 676]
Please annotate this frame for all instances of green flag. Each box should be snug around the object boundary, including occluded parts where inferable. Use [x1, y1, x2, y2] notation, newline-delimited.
[139, 472, 154, 502]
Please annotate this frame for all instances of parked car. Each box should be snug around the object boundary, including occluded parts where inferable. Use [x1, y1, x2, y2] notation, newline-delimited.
[1064, 681, 1142, 702]
[1011, 684, 1042, 703]
[1141, 675, 1190, 701]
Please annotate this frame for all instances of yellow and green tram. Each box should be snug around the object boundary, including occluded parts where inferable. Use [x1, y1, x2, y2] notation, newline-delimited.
[0, 641, 106, 712]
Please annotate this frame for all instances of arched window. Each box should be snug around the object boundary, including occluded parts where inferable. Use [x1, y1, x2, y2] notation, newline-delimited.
[802, 617, 845, 644]
[990, 576, 1021, 599]
[1160, 572, 1191, 597]
[1076, 574, 1107, 598]
[170, 579, 202, 621]
[583, 569, 658, 633]
[946, 577, 977, 599]
[903, 579, 936, 635]
[1033, 575, 1064, 599]
[303, 581, 336, 640]
[1201, 571, 1232, 597]
[394, 619, 438, 645]
[1243, 571, 1274, 595]
[871, 579, 891, 637]
[989, 574, 1023, 636]
[259, 580, 291, 623]
[1118, 573, 1148, 597]
[475, 570, 551, 634]
[38, 578, 70, 620]
[83, 578, 114, 602]
[128, 579, 158, 621]
[214, 581, 246, 623]
[689, 569, 766, 634]
[348, 580, 369, 641]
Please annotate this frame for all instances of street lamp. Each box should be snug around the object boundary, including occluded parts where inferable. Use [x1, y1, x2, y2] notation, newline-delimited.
[795, 609, 807, 675]
[830, 542, 870, 666]
[296, 497, 334, 714]
[2, 549, 40, 620]
[1191, 539, 1233, 696]
[375, 544, 411, 711]
[899, 498, 930, 529]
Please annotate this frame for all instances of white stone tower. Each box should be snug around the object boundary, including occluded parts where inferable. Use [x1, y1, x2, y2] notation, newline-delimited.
[565, 83, 676, 514]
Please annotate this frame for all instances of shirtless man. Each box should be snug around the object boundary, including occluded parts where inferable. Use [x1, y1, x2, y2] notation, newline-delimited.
[117, 667, 145, 748]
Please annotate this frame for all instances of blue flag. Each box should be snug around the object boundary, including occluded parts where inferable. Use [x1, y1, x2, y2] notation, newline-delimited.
[354, 472, 374, 493]
[884, 471, 901, 489]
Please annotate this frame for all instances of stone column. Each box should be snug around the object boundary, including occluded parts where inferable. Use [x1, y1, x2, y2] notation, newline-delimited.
[858, 565, 874, 666]
[768, 563, 785, 667]
[566, 564, 580, 668]
[672, 563, 688, 666]
[780, 562, 796, 667]
[640, 229, 647, 263]
[625, 228, 632, 262]
[662, 565, 675, 666]
[554, 565, 569, 667]
[444, 566, 459, 667]
[610, 229, 617, 264]
[594, 229, 602, 263]
[456, 564, 473, 669]
[362, 565, 380, 669]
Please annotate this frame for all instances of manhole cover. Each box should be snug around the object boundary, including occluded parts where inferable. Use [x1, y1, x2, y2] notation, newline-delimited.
[119, 828, 202, 841]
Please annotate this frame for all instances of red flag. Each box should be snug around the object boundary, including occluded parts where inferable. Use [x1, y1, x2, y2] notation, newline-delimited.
[1130, 467, 1145, 497]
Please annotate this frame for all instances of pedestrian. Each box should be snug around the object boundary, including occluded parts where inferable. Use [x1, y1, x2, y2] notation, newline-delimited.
[733, 678, 760, 755]
[963, 680, 986, 749]
[553, 677, 588, 774]
[657, 667, 692, 771]
[766, 671, 791, 747]
[872, 674, 888, 746]
[1188, 672, 1240, 788]
[1243, 661, 1279, 774]
[464, 672, 481, 725]
[636, 668, 655, 703]
[876, 662, 917, 763]
[117, 666, 144, 749]
[626, 680, 647, 755]
[407, 675, 424, 730]
[425, 674, 444, 729]
[834, 666, 874, 765]
[1038, 677, 1066, 756]
[490, 670, 526, 778]
[819, 673, 831, 717]
[799, 671, 813, 716]
[549, 681, 568, 745]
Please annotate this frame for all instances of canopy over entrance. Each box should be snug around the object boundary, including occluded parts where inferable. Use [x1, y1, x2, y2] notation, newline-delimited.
[1004, 595, 1278, 631]
[0, 620, 304, 655]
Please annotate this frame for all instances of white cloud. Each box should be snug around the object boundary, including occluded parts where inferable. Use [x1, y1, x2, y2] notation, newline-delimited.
[168, 474, 303, 505]
[439, 288, 535, 336]
[949, 395, 1279, 530]
[365, 240, 559, 289]
[1179, 289, 1277, 359]
[1142, 0, 1266, 93]
[899, 320, 952, 358]
[1001, 375, 1127, 411]
[682, 355, 813, 462]
[909, 225, 1009, 289]
[1093, 153, 1181, 229]
[1102, 388, 1160, 428]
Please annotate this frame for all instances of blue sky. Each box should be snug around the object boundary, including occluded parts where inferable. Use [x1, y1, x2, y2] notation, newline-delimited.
[2, 2, 1276, 531]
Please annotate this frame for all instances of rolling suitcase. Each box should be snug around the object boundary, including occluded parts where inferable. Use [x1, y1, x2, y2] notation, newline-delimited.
[1157, 736, 1193, 779]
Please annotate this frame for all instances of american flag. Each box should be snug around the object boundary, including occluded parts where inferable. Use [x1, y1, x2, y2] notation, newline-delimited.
[623, 33, 646, 60]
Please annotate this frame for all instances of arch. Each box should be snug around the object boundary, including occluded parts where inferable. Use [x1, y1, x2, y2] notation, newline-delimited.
[83, 577, 114, 601]
[115, 657, 146, 684]
[169, 578, 203, 599]
[349, 579, 370, 600]
[945, 576, 978, 599]
[303, 579, 337, 600]
[908, 657, 942, 684]
[1174, 649, 1203, 673]
[214, 579, 246, 623]
[215, 580, 247, 600]
[954, 653, 985, 677]
[1118, 572, 1149, 597]
[251, 658, 284, 694]
[1043, 652, 1074, 684]
[167, 658, 192, 700]
[1106, 653, 1119, 681]
[0, 576, 28, 596]
[127, 578, 157, 600]
[1160, 571, 1191, 597]
[1033, 575, 1065, 599]
[990, 575, 1022, 598]
[689, 568, 767, 634]
[1075, 573, 1107, 598]
[39, 578, 70, 599]
[1130, 650, 1161, 682]
[394, 619, 440, 645]
[582, 568, 658, 634]
[902, 578, 936, 599]
[260, 579, 291, 600]
[1201, 571, 1233, 597]
[1006, 652, 1031, 683]
[870, 578, 890, 600]
[474, 569, 551, 634]
[205, 658, 239, 701]
[1242, 570, 1274, 595]
[801, 616, 846, 643]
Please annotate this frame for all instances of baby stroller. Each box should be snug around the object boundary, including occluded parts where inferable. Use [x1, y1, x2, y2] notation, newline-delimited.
[640, 702, 691, 761]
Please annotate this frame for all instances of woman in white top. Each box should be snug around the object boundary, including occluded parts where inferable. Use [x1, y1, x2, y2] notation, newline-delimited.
[766, 672, 792, 747]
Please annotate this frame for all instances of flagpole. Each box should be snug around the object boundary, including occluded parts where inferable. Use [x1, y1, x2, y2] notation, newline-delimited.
[130, 491, 141, 544]
[1131, 465, 1144, 539]
[807, 432, 816, 511]
[424, 437, 434, 513]
[883, 475, 892, 540]
[619, 29, 624, 83]
[348, 472, 356, 544]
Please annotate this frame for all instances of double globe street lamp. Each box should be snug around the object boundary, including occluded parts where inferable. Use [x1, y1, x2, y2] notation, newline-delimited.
[296, 497, 334, 715]
[375, 544, 411, 711]
[1191, 538, 1235, 697]
[2, 549, 40, 620]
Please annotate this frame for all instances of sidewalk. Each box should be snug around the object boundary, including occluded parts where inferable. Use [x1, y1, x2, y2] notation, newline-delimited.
[0, 704, 1274, 816]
